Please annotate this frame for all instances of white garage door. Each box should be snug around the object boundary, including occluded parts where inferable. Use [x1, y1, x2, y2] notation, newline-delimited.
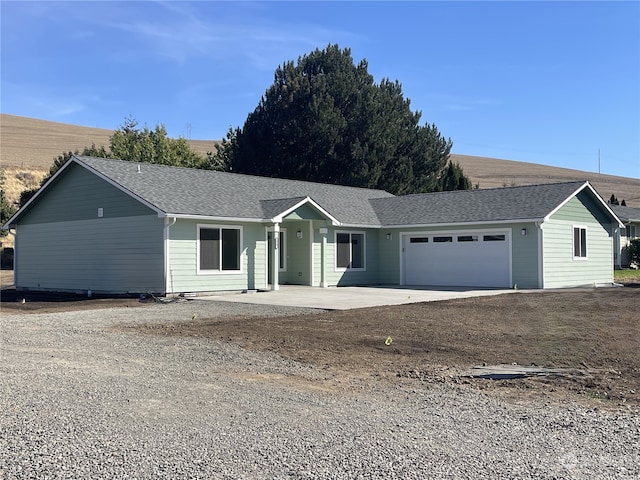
[402, 231, 511, 288]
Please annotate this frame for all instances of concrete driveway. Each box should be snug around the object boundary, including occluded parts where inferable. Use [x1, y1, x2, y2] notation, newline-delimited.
[199, 285, 516, 310]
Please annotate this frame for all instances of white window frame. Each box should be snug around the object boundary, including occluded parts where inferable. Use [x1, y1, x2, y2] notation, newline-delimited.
[197, 224, 243, 274]
[572, 225, 588, 260]
[335, 230, 366, 271]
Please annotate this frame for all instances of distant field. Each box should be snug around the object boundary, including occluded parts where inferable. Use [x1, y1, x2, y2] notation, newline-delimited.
[1, 113, 638, 208]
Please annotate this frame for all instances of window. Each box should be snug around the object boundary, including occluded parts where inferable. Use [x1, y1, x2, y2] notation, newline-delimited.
[626, 225, 637, 239]
[336, 232, 365, 270]
[409, 237, 429, 243]
[433, 236, 453, 243]
[457, 235, 478, 242]
[483, 234, 506, 242]
[573, 227, 587, 258]
[198, 225, 241, 273]
[268, 230, 286, 270]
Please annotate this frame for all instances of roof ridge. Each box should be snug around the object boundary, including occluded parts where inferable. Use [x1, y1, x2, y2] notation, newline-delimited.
[74, 155, 394, 196]
[388, 180, 588, 200]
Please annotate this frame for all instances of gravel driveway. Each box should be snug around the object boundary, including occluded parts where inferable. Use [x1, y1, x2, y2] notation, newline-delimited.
[1, 300, 638, 479]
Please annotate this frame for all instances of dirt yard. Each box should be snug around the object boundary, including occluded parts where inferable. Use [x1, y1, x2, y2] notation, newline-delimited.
[2, 285, 638, 409]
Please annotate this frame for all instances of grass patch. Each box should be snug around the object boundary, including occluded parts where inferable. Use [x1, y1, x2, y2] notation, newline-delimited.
[615, 269, 640, 283]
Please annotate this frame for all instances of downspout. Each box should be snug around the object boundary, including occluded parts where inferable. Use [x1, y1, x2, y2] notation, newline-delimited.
[164, 217, 177, 295]
[535, 221, 544, 289]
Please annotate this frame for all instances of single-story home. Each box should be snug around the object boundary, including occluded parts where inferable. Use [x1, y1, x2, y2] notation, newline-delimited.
[611, 205, 640, 268]
[3, 156, 624, 295]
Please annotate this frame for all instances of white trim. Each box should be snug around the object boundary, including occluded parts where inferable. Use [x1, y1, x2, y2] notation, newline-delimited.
[537, 221, 544, 289]
[308, 222, 315, 287]
[572, 224, 588, 260]
[196, 224, 244, 275]
[544, 181, 624, 227]
[270, 196, 341, 226]
[164, 217, 177, 294]
[162, 213, 266, 223]
[382, 218, 545, 230]
[334, 230, 366, 272]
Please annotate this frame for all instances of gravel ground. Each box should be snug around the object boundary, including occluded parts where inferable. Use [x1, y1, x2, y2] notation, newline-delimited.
[1, 299, 639, 479]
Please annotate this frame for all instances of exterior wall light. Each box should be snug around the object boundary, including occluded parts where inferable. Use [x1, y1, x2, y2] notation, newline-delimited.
[296, 230, 303, 239]
[521, 228, 527, 236]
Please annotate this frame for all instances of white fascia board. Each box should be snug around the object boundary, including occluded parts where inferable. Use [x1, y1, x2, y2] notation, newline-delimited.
[3, 156, 78, 227]
[161, 213, 266, 223]
[543, 181, 624, 227]
[381, 218, 544, 229]
[270, 196, 342, 226]
[338, 223, 381, 229]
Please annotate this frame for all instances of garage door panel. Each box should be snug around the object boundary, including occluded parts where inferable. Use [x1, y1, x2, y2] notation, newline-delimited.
[402, 232, 510, 288]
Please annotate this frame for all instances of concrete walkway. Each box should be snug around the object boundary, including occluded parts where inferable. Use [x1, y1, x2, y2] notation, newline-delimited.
[199, 285, 517, 310]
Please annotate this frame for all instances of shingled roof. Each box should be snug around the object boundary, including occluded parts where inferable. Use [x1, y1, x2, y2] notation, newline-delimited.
[611, 205, 640, 223]
[7, 156, 620, 229]
[370, 181, 598, 226]
[75, 156, 392, 226]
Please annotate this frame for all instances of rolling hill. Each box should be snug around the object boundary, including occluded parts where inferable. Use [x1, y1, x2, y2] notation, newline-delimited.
[2, 113, 638, 209]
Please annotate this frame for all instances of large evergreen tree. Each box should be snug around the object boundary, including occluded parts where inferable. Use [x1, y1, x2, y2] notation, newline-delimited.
[215, 44, 468, 194]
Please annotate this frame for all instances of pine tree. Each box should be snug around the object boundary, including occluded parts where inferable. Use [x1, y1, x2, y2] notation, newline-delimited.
[214, 44, 468, 194]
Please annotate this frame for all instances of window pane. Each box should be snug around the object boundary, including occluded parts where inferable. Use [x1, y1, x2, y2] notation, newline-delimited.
[200, 228, 220, 270]
[336, 233, 350, 268]
[433, 236, 453, 243]
[483, 235, 505, 241]
[410, 237, 429, 243]
[221, 228, 240, 270]
[457, 235, 478, 242]
[351, 234, 364, 269]
[279, 231, 285, 269]
[580, 228, 587, 257]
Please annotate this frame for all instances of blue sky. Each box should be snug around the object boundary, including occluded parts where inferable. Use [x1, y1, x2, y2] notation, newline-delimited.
[2, 1, 639, 178]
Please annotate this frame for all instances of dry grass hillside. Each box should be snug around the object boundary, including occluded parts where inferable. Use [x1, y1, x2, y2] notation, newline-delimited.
[451, 154, 640, 208]
[2, 114, 638, 210]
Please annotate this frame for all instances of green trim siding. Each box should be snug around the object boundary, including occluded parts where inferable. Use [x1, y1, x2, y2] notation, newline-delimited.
[375, 224, 540, 289]
[15, 216, 164, 294]
[168, 219, 265, 292]
[543, 194, 614, 288]
[280, 221, 312, 285]
[377, 230, 401, 284]
[510, 223, 540, 289]
[314, 227, 380, 286]
[19, 162, 155, 225]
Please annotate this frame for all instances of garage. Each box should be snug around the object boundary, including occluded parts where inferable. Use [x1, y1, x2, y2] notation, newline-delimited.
[401, 230, 511, 288]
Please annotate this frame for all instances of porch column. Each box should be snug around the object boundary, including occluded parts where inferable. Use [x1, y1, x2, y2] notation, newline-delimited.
[319, 227, 328, 288]
[271, 222, 280, 291]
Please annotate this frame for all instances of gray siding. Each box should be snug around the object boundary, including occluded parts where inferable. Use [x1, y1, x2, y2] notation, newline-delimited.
[15, 216, 164, 294]
[543, 194, 614, 288]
